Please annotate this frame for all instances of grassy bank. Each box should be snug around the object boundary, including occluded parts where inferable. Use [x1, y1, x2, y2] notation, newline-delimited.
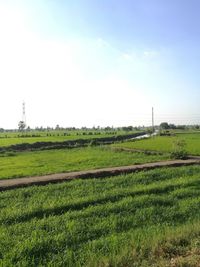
[0, 165, 200, 266]
[112, 133, 200, 155]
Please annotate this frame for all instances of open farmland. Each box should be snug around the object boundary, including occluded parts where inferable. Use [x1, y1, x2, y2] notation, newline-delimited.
[1, 165, 200, 266]
[0, 146, 168, 180]
[0, 130, 141, 147]
[112, 132, 200, 155]
[0, 129, 200, 267]
[2, 0, 200, 266]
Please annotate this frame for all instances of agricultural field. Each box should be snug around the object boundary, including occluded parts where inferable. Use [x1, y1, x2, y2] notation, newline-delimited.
[1, 165, 200, 266]
[0, 146, 168, 180]
[0, 130, 141, 147]
[112, 132, 200, 155]
[0, 129, 200, 267]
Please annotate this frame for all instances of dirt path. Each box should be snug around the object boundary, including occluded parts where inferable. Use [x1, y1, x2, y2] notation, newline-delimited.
[0, 159, 200, 191]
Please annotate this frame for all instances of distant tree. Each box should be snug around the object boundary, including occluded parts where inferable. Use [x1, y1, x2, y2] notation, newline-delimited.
[122, 126, 133, 132]
[55, 124, 60, 130]
[168, 124, 176, 129]
[176, 125, 186, 130]
[160, 122, 169, 130]
[18, 121, 26, 132]
[105, 126, 112, 131]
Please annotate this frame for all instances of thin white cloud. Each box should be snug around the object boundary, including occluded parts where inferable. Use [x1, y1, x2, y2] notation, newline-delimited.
[121, 49, 159, 62]
[143, 50, 159, 59]
[121, 53, 133, 61]
[96, 37, 110, 48]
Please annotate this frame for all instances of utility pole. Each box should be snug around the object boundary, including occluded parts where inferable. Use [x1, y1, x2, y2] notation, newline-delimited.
[152, 107, 154, 133]
[22, 101, 26, 126]
[18, 102, 26, 132]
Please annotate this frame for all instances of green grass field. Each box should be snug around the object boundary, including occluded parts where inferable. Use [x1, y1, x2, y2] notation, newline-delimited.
[0, 134, 109, 147]
[0, 130, 140, 147]
[1, 165, 200, 266]
[112, 132, 200, 155]
[0, 146, 168, 179]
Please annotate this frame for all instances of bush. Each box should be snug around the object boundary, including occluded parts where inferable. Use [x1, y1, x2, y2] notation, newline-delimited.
[170, 139, 188, 160]
[170, 150, 188, 160]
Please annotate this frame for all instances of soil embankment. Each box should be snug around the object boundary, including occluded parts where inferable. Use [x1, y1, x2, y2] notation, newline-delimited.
[0, 159, 200, 191]
[0, 132, 146, 152]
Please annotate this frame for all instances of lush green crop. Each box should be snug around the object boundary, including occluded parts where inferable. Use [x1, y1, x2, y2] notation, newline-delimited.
[0, 130, 140, 147]
[1, 165, 200, 266]
[113, 133, 200, 155]
[0, 146, 168, 180]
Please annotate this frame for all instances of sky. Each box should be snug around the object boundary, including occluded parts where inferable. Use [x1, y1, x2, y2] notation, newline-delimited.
[0, 0, 200, 129]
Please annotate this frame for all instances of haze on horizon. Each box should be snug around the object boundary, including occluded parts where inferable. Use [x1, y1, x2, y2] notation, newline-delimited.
[0, 0, 200, 129]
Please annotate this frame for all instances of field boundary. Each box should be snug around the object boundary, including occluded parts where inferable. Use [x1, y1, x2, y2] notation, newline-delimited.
[111, 146, 166, 155]
[0, 159, 200, 191]
[112, 147, 200, 157]
[0, 132, 146, 152]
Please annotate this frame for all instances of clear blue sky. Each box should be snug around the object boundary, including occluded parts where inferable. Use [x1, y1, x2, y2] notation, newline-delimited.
[0, 0, 200, 128]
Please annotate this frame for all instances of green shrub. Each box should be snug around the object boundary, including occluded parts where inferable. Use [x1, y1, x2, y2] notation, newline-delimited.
[170, 139, 188, 159]
[170, 150, 188, 160]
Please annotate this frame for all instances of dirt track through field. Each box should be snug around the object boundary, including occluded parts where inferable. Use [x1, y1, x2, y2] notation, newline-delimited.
[0, 159, 200, 191]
